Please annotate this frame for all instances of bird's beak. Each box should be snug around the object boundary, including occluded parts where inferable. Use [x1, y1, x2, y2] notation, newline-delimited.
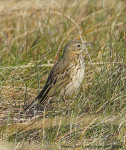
[82, 43, 91, 49]
[84, 43, 91, 46]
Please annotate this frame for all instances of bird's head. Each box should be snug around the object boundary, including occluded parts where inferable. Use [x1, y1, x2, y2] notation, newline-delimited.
[63, 40, 88, 59]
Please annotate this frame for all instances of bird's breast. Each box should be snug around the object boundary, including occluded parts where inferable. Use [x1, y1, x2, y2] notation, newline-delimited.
[60, 58, 85, 96]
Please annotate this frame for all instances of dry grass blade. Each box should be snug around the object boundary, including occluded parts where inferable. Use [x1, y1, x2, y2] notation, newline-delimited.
[0, 0, 126, 149]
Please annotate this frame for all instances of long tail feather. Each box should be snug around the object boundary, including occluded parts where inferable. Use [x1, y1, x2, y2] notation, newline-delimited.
[24, 98, 39, 113]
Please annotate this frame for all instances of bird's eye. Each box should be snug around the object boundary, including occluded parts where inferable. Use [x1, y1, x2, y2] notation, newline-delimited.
[77, 44, 80, 47]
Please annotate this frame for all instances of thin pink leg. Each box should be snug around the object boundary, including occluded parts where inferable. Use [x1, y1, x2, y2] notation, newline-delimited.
[63, 98, 68, 104]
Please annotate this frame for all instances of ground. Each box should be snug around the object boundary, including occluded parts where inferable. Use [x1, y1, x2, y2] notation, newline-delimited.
[0, 0, 126, 149]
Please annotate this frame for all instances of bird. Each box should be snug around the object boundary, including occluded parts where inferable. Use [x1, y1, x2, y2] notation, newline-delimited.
[24, 39, 89, 113]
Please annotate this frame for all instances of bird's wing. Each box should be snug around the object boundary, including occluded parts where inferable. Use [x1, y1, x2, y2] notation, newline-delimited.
[37, 58, 72, 103]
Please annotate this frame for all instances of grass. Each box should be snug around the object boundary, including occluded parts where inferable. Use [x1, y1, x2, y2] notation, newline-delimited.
[0, 0, 126, 149]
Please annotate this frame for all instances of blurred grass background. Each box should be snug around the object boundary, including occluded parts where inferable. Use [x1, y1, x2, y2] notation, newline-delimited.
[0, 0, 126, 149]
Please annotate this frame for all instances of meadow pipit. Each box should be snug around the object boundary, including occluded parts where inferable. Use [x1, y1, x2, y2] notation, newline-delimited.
[25, 40, 88, 113]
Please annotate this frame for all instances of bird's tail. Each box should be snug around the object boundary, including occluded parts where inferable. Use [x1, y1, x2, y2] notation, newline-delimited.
[24, 98, 39, 113]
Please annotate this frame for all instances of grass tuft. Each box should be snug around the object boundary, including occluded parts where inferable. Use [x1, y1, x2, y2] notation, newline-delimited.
[0, 0, 126, 149]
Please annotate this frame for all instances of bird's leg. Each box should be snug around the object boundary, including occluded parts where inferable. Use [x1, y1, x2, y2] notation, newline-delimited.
[63, 96, 73, 107]
[63, 96, 68, 104]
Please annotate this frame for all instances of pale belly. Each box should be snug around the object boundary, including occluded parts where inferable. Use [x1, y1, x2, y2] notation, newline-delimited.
[60, 62, 85, 97]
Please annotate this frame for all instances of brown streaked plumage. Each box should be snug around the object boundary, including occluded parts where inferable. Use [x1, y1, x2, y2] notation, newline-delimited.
[24, 40, 88, 113]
